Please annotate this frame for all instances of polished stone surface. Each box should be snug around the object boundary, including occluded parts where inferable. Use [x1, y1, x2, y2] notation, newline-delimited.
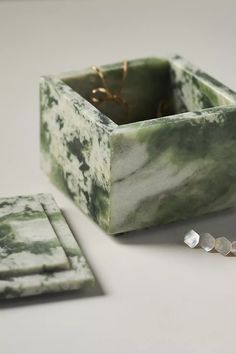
[230, 240, 236, 255]
[200, 233, 215, 252]
[184, 229, 200, 248]
[0, 194, 94, 299]
[215, 237, 231, 256]
[40, 56, 236, 234]
[0, 195, 69, 277]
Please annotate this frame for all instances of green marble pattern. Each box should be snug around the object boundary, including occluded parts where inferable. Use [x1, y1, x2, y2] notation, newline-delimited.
[40, 77, 114, 232]
[0, 195, 69, 277]
[0, 194, 94, 299]
[171, 55, 236, 112]
[110, 106, 236, 232]
[40, 56, 236, 234]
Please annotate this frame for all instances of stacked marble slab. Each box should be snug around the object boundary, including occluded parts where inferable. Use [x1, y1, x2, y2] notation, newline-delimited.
[0, 194, 94, 300]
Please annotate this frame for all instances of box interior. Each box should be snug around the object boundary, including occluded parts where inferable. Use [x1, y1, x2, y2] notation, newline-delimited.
[62, 58, 230, 125]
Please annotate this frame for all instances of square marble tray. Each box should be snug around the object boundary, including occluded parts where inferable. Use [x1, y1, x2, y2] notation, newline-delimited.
[0, 194, 95, 299]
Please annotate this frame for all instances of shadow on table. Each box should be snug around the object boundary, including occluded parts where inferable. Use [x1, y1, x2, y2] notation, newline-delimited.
[113, 208, 236, 246]
[0, 280, 104, 310]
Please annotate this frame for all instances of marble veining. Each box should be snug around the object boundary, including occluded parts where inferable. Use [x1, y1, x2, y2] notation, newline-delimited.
[0, 194, 95, 299]
[110, 106, 236, 232]
[0, 195, 69, 277]
[40, 56, 236, 234]
[40, 77, 113, 232]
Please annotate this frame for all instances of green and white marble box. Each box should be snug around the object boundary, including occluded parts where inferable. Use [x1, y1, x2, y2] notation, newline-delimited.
[40, 56, 236, 234]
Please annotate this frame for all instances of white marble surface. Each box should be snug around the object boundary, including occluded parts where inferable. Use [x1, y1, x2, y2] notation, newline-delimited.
[1, 0, 236, 353]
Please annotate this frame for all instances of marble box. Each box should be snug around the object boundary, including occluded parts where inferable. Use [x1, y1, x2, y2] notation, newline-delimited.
[40, 55, 236, 234]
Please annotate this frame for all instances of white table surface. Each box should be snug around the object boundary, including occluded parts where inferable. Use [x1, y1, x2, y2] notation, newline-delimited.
[1, 0, 236, 353]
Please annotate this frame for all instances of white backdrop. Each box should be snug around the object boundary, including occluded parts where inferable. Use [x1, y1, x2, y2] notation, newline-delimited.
[1, 1, 236, 353]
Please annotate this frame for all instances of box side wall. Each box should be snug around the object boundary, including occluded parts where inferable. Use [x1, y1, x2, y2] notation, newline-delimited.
[40, 77, 112, 232]
[170, 56, 236, 113]
[61, 57, 173, 126]
[110, 106, 236, 234]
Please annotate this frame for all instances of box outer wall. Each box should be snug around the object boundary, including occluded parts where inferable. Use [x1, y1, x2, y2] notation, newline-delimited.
[40, 76, 116, 233]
